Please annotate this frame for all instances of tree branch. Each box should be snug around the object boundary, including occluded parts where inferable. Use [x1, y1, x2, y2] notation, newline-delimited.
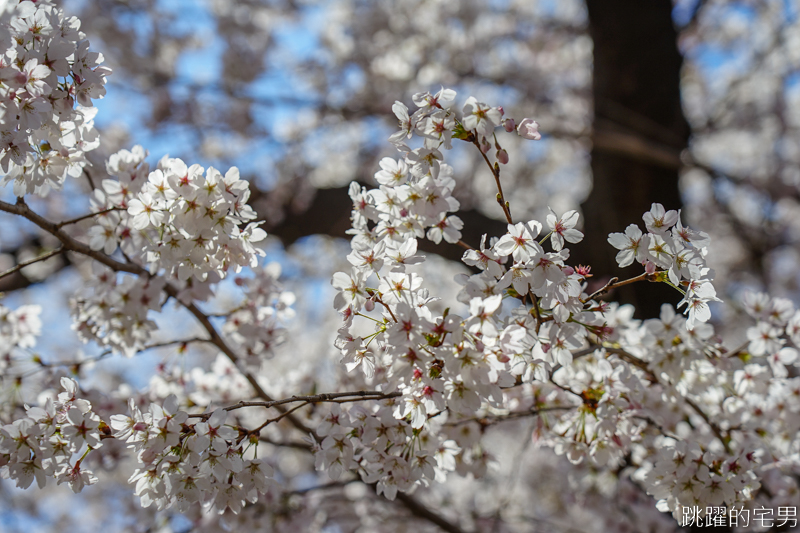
[0, 197, 315, 436]
[604, 346, 731, 453]
[188, 390, 402, 419]
[394, 491, 471, 533]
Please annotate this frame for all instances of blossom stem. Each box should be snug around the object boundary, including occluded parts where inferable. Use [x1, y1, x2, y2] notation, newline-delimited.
[470, 137, 513, 224]
[355, 312, 382, 323]
[662, 279, 686, 296]
[76, 445, 93, 466]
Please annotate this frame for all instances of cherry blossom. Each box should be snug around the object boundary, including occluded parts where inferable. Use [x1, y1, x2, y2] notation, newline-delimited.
[0, 14, 797, 525]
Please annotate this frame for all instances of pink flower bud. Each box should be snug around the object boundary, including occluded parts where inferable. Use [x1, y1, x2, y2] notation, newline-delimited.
[503, 118, 516, 132]
[645, 261, 656, 274]
[517, 118, 541, 140]
[496, 149, 509, 164]
[364, 299, 375, 312]
[480, 139, 491, 153]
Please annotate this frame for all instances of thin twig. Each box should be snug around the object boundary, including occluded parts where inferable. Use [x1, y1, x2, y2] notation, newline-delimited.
[0, 247, 63, 281]
[632, 415, 681, 441]
[375, 295, 398, 322]
[445, 405, 574, 427]
[257, 436, 313, 450]
[548, 372, 583, 399]
[82, 167, 96, 190]
[582, 272, 651, 303]
[604, 347, 652, 375]
[288, 477, 360, 495]
[471, 137, 513, 224]
[250, 402, 310, 436]
[55, 207, 122, 229]
[23, 338, 209, 377]
[529, 294, 542, 333]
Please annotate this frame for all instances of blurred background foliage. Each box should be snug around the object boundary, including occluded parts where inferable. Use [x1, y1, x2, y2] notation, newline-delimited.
[5, 0, 798, 316]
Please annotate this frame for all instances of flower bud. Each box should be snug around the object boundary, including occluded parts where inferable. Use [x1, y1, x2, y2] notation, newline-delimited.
[517, 118, 541, 140]
[496, 149, 509, 164]
[503, 118, 515, 132]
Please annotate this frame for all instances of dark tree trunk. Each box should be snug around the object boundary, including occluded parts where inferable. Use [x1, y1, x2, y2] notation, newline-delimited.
[578, 0, 690, 318]
[245, 1, 694, 321]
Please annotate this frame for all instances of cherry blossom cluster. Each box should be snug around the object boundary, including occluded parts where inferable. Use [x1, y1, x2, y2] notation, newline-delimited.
[454, 212, 595, 369]
[390, 87, 539, 161]
[3, 60, 800, 528]
[530, 293, 800, 518]
[0, 377, 103, 493]
[0, 301, 41, 364]
[86, 145, 150, 256]
[109, 395, 276, 514]
[608, 204, 719, 327]
[89, 148, 267, 282]
[70, 264, 164, 357]
[537, 350, 649, 467]
[743, 291, 800, 375]
[347, 149, 463, 250]
[312, 403, 463, 500]
[0, 0, 109, 196]
[647, 441, 760, 519]
[728, 292, 800, 461]
[222, 262, 296, 371]
[325, 89, 800, 521]
[330, 90, 607, 497]
[645, 442, 761, 520]
[150, 354, 253, 407]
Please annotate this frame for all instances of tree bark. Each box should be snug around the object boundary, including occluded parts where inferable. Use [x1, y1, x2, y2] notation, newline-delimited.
[579, 0, 690, 318]
[255, 183, 508, 264]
